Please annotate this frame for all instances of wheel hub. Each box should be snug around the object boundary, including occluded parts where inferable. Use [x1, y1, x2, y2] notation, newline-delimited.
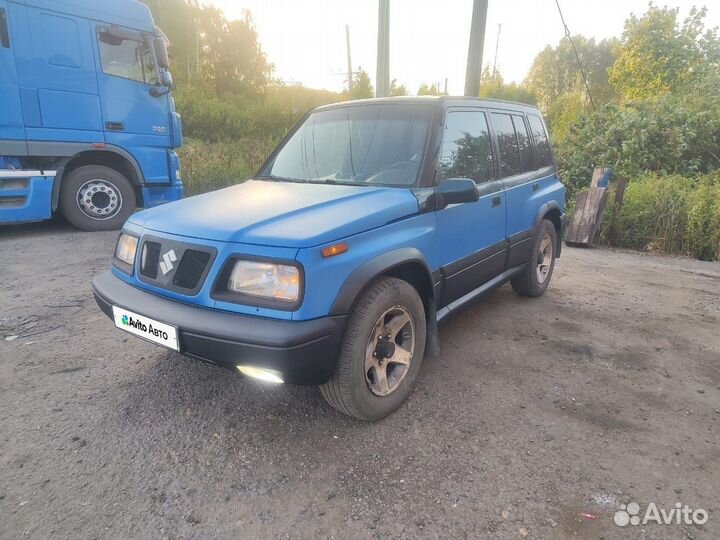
[76, 179, 122, 220]
[374, 338, 396, 361]
[364, 306, 415, 397]
[536, 234, 553, 283]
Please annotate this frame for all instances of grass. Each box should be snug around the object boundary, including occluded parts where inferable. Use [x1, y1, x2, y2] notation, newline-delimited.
[600, 172, 720, 261]
[177, 137, 275, 196]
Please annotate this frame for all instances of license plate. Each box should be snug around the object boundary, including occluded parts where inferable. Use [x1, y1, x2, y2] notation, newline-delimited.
[112, 306, 179, 351]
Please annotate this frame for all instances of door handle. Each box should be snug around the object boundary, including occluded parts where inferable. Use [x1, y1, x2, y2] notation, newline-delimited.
[532, 182, 539, 192]
[492, 196, 502, 208]
[105, 122, 124, 131]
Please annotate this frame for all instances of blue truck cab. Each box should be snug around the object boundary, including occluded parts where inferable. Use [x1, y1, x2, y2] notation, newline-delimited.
[93, 97, 566, 421]
[0, 0, 182, 231]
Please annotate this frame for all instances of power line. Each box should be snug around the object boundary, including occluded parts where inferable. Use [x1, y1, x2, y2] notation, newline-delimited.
[554, 0, 596, 111]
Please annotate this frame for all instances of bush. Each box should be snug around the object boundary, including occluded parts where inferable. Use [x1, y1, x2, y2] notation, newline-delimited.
[602, 172, 720, 260]
[555, 73, 720, 199]
[174, 82, 342, 142]
[178, 137, 275, 195]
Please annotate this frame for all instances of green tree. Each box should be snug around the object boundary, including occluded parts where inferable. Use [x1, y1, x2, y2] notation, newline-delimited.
[141, 0, 271, 95]
[609, 5, 720, 99]
[525, 35, 616, 112]
[389, 79, 409, 96]
[479, 67, 536, 105]
[555, 71, 720, 198]
[417, 82, 442, 96]
[350, 69, 374, 99]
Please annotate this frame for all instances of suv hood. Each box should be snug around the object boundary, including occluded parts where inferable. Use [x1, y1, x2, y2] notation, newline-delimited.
[129, 180, 420, 248]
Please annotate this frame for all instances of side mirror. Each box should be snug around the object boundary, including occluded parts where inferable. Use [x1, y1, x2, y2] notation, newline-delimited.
[154, 37, 170, 69]
[434, 178, 479, 208]
[150, 85, 171, 97]
[160, 70, 173, 89]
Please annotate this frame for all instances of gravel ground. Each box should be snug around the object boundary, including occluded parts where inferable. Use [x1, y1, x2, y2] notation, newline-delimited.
[1, 219, 719, 540]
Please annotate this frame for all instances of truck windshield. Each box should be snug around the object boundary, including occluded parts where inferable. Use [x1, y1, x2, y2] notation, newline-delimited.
[261, 103, 432, 187]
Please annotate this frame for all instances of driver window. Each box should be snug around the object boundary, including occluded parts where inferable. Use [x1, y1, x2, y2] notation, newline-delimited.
[98, 33, 156, 84]
[438, 111, 493, 184]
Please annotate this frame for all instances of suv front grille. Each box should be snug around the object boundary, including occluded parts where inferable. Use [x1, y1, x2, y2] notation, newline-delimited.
[137, 236, 216, 295]
[140, 241, 161, 279]
[173, 250, 212, 290]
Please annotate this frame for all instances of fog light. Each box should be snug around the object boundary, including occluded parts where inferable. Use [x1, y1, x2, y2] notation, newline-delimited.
[237, 365, 284, 384]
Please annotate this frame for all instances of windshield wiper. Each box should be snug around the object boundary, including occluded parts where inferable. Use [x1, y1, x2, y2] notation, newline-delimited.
[256, 174, 304, 183]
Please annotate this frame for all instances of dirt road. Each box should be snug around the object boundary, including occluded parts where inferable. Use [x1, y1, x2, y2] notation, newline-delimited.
[1, 220, 719, 539]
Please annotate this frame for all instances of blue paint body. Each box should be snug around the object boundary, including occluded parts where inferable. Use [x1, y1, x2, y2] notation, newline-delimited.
[108, 98, 566, 328]
[92, 97, 566, 390]
[0, 0, 183, 225]
[0, 175, 53, 223]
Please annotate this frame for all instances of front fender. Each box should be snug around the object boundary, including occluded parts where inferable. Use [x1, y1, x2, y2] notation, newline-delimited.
[330, 247, 435, 316]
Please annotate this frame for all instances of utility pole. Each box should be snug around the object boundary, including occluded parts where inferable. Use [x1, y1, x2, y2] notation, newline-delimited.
[346, 25, 354, 93]
[376, 0, 390, 98]
[464, 0, 488, 97]
[492, 24, 501, 78]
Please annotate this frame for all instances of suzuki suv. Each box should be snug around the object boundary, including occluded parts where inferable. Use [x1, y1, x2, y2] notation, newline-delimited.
[93, 97, 566, 421]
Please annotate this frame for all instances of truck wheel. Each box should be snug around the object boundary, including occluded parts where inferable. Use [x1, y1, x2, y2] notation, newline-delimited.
[60, 165, 136, 231]
[321, 277, 426, 422]
[511, 218, 557, 297]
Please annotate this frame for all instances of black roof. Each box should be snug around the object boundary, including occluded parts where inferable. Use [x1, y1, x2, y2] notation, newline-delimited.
[315, 95, 541, 114]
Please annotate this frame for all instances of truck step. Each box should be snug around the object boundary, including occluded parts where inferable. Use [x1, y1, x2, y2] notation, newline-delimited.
[0, 175, 54, 224]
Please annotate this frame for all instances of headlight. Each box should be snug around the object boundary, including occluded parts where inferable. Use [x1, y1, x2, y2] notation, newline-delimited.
[227, 260, 301, 303]
[115, 233, 138, 266]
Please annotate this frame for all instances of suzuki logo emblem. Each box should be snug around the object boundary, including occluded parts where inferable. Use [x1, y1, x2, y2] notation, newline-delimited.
[159, 249, 177, 275]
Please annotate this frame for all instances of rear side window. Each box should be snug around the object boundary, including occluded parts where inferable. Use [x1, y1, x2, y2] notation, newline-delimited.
[512, 114, 533, 172]
[491, 112, 521, 177]
[98, 32, 157, 85]
[0, 9, 9, 48]
[527, 114, 553, 168]
[438, 110, 493, 183]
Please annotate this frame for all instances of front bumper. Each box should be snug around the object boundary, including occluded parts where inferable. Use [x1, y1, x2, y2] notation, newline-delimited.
[92, 272, 346, 385]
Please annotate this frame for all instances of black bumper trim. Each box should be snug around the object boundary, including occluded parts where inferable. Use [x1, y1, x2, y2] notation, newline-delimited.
[92, 271, 346, 385]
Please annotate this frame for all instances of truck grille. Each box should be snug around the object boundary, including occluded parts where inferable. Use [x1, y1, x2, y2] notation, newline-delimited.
[138, 236, 216, 294]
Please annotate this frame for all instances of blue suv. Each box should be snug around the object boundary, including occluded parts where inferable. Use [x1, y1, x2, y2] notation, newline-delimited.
[93, 97, 566, 421]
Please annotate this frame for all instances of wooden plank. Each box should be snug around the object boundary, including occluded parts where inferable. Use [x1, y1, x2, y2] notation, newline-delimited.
[591, 188, 609, 243]
[566, 187, 607, 247]
[591, 167, 613, 188]
[566, 190, 588, 244]
[607, 175, 627, 245]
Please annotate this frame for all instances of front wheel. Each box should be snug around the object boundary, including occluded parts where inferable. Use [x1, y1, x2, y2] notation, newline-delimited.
[511, 218, 558, 297]
[60, 165, 136, 231]
[321, 277, 426, 422]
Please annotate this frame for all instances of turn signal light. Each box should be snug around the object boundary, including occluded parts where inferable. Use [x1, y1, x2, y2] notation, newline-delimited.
[321, 243, 348, 258]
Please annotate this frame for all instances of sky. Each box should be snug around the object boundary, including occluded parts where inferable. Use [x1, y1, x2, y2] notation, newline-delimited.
[207, 0, 720, 95]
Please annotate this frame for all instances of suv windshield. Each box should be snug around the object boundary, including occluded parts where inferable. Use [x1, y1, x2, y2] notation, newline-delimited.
[261, 103, 432, 187]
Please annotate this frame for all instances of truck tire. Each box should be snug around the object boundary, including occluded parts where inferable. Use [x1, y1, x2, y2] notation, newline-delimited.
[59, 165, 136, 231]
[321, 277, 426, 422]
[511, 218, 557, 297]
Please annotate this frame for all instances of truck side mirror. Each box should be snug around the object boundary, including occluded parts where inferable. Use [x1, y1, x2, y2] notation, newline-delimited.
[154, 37, 170, 69]
[161, 70, 173, 89]
[434, 178, 479, 208]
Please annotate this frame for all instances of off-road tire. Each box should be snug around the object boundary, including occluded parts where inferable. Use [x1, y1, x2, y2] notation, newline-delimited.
[320, 277, 426, 422]
[511, 218, 558, 297]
